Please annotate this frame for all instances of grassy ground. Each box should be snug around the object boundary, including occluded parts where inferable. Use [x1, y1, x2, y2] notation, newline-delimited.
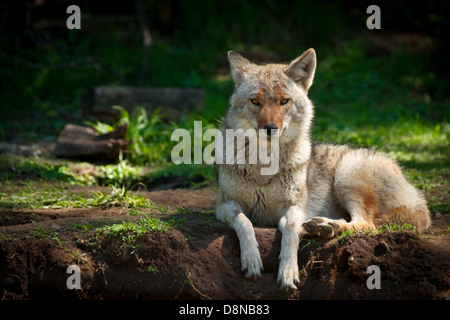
[0, 2, 448, 215]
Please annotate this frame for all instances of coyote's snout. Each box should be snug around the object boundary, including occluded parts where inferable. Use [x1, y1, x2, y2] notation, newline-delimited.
[215, 48, 431, 290]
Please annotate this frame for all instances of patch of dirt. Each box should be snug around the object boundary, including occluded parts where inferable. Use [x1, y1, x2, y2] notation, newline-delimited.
[298, 232, 450, 299]
[0, 189, 449, 300]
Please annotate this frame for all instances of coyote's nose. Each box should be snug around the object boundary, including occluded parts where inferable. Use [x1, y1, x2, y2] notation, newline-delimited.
[263, 123, 278, 136]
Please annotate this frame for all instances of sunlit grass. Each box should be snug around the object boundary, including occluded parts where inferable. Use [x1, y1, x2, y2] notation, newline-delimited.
[0, 181, 157, 210]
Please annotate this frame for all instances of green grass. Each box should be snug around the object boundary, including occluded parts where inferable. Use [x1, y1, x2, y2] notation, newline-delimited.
[93, 214, 173, 256]
[28, 226, 62, 245]
[0, 181, 158, 210]
[88, 186, 156, 209]
[0, 2, 447, 215]
[0, 154, 79, 182]
[68, 249, 89, 265]
[339, 223, 419, 243]
[97, 215, 172, 240]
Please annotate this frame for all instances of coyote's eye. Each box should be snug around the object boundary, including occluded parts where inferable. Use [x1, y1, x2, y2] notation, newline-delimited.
[250, 98, 260, 106]
[280, 98, 289, 105]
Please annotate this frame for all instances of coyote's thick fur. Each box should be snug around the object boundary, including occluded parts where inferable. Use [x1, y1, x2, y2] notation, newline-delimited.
[215, 49, 431, 290]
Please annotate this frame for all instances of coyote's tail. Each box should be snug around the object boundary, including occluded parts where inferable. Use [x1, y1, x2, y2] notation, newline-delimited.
[384, 203, 431, 232]
[374, 190, 431, 232]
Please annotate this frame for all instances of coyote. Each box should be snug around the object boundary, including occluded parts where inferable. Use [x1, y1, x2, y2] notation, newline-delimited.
[215, 48, 431, 290]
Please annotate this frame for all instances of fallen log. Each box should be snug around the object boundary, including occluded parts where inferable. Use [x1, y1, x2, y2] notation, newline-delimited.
[81, 86, 204, 123]
[53, 122, 130, 162]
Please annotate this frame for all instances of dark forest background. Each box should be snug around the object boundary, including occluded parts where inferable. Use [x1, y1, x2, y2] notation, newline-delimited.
[0, 1, 448, 211]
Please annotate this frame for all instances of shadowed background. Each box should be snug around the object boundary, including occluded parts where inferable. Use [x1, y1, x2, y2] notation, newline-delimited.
[0, 0, 448, 213]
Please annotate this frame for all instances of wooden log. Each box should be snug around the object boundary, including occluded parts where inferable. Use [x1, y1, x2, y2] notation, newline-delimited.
[81, 86, 204, 123]
[53, 123, 130, 162]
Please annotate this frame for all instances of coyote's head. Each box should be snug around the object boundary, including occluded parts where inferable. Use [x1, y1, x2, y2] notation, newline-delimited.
[225, 49, 316, 143]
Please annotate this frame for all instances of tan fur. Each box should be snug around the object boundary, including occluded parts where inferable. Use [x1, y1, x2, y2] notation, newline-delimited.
[215, 49, 431, 291]
[257, 91, 285, 131]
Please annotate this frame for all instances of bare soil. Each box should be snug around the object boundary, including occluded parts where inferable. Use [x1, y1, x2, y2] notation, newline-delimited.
[1, 188, 449, 300]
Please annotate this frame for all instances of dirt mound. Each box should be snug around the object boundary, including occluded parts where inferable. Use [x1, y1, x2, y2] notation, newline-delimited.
[298, 232, 450, 299]
[0, 189, 449, 300]
[1, 217, 449, 299]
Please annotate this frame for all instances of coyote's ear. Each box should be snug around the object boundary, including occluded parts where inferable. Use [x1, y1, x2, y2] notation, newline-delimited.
[285, 48, 316, 91]
[228, 51, 251, 87]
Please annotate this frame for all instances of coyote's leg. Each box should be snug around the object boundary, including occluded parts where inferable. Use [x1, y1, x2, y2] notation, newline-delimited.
[278, 205, 304, 290]
[215, 200, 263, 279]
[303, 216, 375, 238]
[303, 188, 376, 238]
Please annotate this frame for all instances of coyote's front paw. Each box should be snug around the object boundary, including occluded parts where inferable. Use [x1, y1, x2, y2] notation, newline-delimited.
[240, 245, 263, 280]
[277, 258, 299, 291]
